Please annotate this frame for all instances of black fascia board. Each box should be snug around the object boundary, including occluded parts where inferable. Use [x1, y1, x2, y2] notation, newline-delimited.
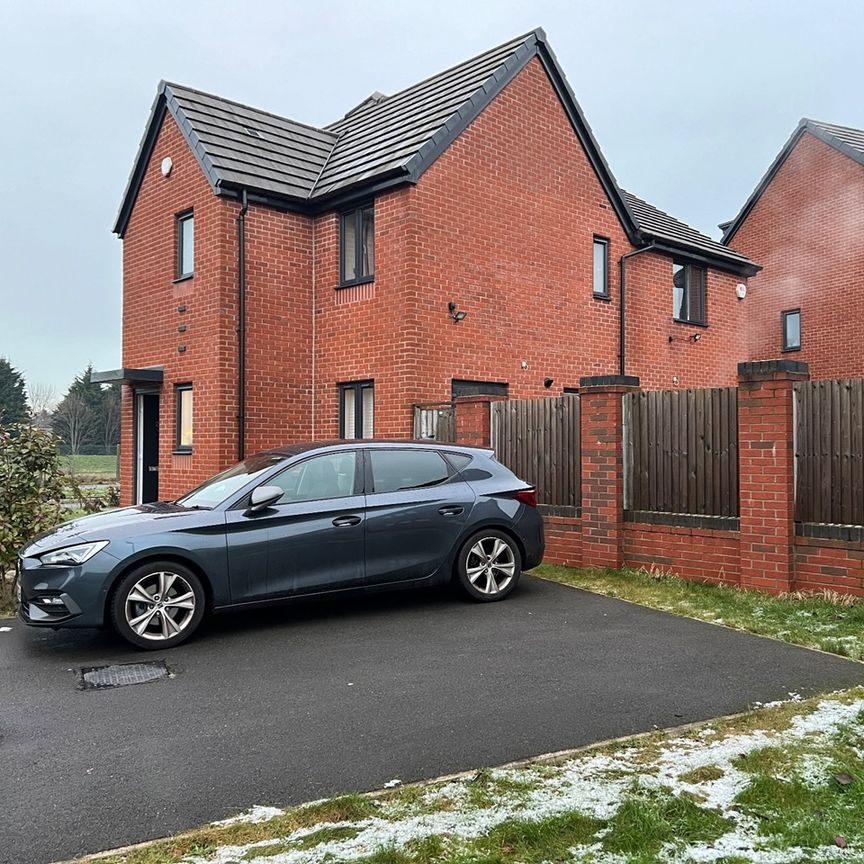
[718, 117, 864, 245]
[647, 239, 761, 277]
[720, 123, 808, 245]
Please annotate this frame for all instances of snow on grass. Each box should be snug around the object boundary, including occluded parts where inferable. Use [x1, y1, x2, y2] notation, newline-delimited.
[179, 693, 864, 864]
[211, 805, 285, 827]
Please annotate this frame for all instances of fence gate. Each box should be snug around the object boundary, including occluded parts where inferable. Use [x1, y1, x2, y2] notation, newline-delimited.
[490, 395, 580, 510]
[794, 378, 864, 526]
[624, 387, 739, 517]
[413, 403, 456, 443]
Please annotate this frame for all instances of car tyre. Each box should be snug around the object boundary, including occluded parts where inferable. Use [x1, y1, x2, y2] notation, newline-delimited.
[111, 561, 205, 650]
[455, 529, 521, 602]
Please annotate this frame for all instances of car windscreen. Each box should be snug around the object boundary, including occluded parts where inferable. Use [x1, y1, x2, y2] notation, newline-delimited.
[176, 454, 284, 509]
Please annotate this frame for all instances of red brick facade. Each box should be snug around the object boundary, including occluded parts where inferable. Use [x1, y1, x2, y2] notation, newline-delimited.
[728, 131, 864, 379]
[118, 60, 752, 504]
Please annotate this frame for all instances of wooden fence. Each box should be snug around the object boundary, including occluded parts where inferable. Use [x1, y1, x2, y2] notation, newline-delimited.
[795, 378, 864, 526]
[413, 403, 456, 443]
[624, 387, 739, 517]
[490, 395, 580, 509]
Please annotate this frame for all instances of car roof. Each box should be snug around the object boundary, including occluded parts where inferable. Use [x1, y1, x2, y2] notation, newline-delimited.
[262, 440, 493, 458]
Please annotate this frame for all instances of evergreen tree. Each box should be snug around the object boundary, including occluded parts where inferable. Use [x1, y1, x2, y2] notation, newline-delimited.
[0, 357, 29, 425]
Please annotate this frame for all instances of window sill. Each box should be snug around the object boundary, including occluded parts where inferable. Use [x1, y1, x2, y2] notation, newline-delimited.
[781, 345, 802, 353]
[173, 274, 194, 284]
[592, 293, 611, 302]
[337, 276, 374, 290]
[672, 318, 708, 328]
[172, 448, 193, 456]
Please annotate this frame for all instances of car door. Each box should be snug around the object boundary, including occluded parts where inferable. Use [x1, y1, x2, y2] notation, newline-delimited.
[225, 450, 365, 601]
[364, 448, 476, 585]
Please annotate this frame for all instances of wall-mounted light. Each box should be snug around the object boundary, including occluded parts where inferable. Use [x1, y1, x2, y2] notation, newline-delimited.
[448, 301, 467, 323]
[736, 283, 747, 300]
[543, 378, 554, 389]
[689, 333, 702, 343]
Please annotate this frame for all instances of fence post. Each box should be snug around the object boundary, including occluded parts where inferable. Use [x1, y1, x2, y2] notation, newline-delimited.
[453, 395, 506, 448]
[579, 374, 641, 570]
[737, 359, 810, 594]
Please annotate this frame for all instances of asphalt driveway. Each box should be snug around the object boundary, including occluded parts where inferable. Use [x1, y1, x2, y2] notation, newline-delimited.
[3, 575, 863, 864]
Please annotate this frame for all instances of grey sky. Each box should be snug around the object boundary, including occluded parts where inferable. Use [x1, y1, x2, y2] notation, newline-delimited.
[1, 0, 862, 396]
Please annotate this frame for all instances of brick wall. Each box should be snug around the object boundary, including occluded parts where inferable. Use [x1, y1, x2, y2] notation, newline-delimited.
[728, 132, 864, 379]
[120, 114, 238, 503]
[453, 361, 864, 598]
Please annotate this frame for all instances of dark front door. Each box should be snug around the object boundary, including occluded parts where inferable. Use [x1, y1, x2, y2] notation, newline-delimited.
[364, 448, 476, 585]
[136, 393, 159, 504]
[225, 450, 365, 602]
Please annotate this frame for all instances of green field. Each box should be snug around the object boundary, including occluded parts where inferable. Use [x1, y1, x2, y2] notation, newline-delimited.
[61, 454, 118, 479]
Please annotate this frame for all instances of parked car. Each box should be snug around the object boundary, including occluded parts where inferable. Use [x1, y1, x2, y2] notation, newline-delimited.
[17, 441, 544, 648]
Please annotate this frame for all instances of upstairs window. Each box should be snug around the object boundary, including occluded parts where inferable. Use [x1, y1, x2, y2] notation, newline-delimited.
[672, 262, 706, 325]
[593, 237, 609, 298]
[782, 309, 801, 351]
[340, 205, 375, 286]
[340, 380, 374, 439]
[177, 211, 194, 279]
[175, 384, 193, 451]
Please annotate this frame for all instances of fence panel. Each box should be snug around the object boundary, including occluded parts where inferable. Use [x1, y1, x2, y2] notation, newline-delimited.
[624, 387, 738, 517]
[413, 403, 456, 443]
[491, 396, 580, 509]
[795, 378, 864, 526]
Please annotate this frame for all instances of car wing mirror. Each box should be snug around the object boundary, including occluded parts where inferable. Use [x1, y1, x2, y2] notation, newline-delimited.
[246, 485, 283, 513]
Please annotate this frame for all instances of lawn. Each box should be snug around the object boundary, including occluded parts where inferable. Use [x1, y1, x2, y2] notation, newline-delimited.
[61, 453, 118, 480]
[534, 563, 864, 661]
[88, 688, 864, 864]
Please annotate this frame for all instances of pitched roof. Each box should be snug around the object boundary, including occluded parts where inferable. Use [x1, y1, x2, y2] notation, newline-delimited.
[623, 192, 758, 272]
[113, 29, 758, 275]
[722, 118, 864, 244]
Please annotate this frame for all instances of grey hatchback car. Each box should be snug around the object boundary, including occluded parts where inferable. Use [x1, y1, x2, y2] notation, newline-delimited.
[18, 441, 544, 648]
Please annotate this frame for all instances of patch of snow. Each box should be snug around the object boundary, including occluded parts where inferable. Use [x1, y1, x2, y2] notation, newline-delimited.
[211, 805, 284, 827]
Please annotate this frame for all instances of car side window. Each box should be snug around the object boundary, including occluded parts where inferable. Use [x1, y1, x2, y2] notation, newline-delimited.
[369, 449, 450, 493]
[268, 452, 357, 504]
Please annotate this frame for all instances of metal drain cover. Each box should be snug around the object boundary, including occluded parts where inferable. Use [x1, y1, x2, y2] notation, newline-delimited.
[79, 660, 170, 690]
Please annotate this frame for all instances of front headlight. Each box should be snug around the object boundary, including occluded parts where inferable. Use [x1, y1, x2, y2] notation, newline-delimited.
[39, 541, 109, 566]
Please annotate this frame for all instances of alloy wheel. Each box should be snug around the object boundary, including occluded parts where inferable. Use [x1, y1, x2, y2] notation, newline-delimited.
[465, 537, 516, 595]
[124, 570, 197, 642]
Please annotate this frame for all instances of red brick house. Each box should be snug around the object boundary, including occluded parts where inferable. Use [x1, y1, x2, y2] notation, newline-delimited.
[97, 29, 758, 505]
[722, 119, 864, 379]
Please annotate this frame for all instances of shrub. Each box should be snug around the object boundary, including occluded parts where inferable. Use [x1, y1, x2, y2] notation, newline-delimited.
[0, 424, 65, 602]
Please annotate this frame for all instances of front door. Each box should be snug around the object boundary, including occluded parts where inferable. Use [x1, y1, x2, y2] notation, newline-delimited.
[135, 393, 159, 504]
[225, 450, 365, 602]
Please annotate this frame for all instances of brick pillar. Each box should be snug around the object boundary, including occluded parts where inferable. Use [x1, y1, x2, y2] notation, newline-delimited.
[579, 375, 640, 570]
[738, 359, 809, 594]
[453, 395, 505, 447]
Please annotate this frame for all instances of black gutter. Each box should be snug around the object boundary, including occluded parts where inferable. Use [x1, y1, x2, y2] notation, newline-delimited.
[618, 243, 656, 376]
[237, 189, 249, 461]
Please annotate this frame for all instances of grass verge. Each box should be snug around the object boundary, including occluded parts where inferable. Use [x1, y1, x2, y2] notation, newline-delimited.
[533, 563, 864, 660]
[61, 453, 118, 481]
[80, 688, 864, 864]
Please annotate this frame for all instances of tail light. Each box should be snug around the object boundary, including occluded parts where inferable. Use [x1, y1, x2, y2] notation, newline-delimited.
[515, 488, 537, 507]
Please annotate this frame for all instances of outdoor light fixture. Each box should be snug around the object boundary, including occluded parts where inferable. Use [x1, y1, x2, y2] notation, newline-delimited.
[448, 301, 467, 322]
[690, 333, 702, 342]
[544, 378, 554, 389]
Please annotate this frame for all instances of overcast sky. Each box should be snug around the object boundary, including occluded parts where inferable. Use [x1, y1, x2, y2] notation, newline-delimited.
[1, 0, 862, 397]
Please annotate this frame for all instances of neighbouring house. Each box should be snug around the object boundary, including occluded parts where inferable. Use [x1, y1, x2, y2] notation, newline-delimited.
[97, 28, 758, 505]
[722, 119, 864, 379]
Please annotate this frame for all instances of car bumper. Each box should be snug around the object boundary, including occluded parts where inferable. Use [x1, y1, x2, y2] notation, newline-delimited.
[517, 507, 545, 570]
[16, 553, 114, 629]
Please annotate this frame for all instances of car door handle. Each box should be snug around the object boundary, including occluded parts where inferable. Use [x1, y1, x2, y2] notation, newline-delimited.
[438, 505, 464, 517]
[332, 515, 362, 527]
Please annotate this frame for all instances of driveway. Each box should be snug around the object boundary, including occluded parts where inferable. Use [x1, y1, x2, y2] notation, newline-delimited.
[2, 575, 862, 864]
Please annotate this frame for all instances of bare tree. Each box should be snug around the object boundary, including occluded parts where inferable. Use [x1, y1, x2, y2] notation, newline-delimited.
[100, 390, 120, 450]
[52, 393, 94, 456]
[28, 382, 58, 415]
